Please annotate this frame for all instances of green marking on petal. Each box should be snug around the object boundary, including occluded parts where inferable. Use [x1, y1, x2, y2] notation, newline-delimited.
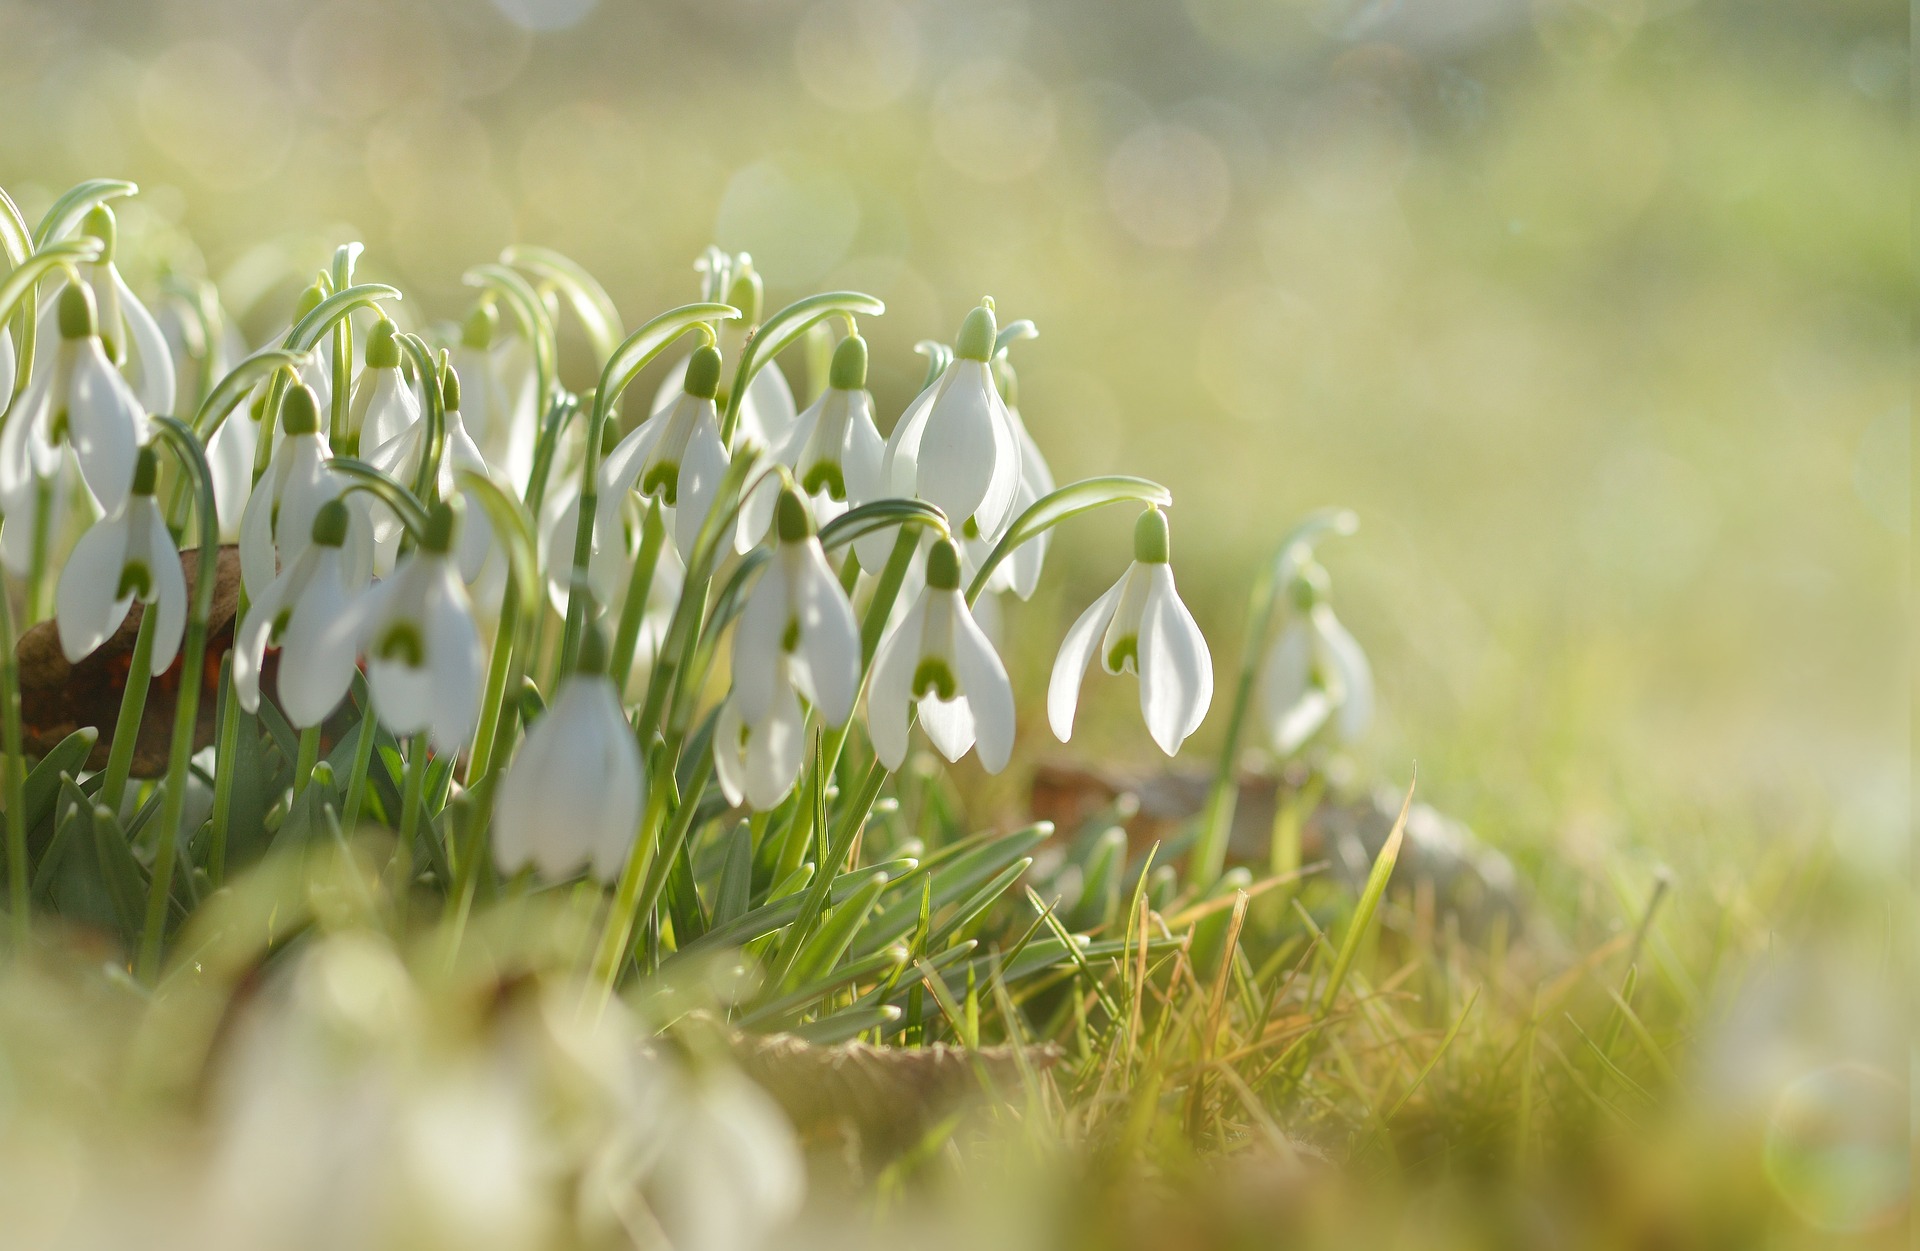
[375, 622, 425, 667]
[801, 461, 846, 501]
[642, 461, 680, 506]
[116, 561, 152, 601]
[781, 616, 801, 653]
[1105, 634, 1139, 675]
[912, 657, 957, 702]
[269, 606, 292, 643]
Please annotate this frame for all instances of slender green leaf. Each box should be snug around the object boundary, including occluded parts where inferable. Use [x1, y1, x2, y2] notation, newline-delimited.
[31, 179, 137, 248]
[1318, 775, 1412, 1016]
[966, 476, 1173, 603]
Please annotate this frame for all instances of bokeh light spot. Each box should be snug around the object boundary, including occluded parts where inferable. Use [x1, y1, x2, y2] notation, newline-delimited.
[1105, 123, 1231, 248]
[489, 0, 600, 33]
[715, 161, 861, 285]
[932, 60, 1057, 183]
[1764, 1064, 1908, 1233]
[793, 0, 921, 111]
[139, 41, 293, 192]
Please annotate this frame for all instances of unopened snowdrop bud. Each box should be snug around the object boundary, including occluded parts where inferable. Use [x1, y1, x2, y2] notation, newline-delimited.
[600, 342, 731, 562]
[495, 618, 647, 880]
[1257, 561, 1373, 756]
[56, 446, 186, 669]
[883, 299, 1026, 543]
[732, 483, 862, 732]
[866, 536, 1016, 772]
[461, 301, 497, 351]
[1047, 507, 1213, 756]
[234, 498, 365, 725]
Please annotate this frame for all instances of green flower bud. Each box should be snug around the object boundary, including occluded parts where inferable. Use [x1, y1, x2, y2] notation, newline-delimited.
[280, 383, 321, 435]
[1133, 508, 1170, 564]
[310, 498, 350, 547]
[775, 485, 814, 542]
[926, 538, 962, 591]
[294, 277, 327, 322]
[422, 500, 457, 555]
[955, 301, 996, 362]
[131, 446, 158, 496]
[726, 258, 763, 325]
[441, 363, 462, 412]
[365, 317, 400, 369]
[684, 345, 722, 400]
[576, 617, 611, 677]
[461, 302, 497, 351]
[1288, 563, 1329, 612]
[829, 333, 868, 391]
[57, 282, 96, 340]
[81, 204, 116, 264]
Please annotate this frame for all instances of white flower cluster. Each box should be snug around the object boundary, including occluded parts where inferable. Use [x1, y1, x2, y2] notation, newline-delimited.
[2, 211, 1226, 888]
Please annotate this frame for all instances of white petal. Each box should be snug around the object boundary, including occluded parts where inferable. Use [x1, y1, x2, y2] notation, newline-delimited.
[143, 508, 188, 672]
[232, 578, 284, 714]
[864, 597, 924, 771]
[114, 271, 176, 417]
[913, 363, 999, 524]
[1047, 576, 1124, 743]
[671, 413, 731, 563]
[916, 694, 976, 764]
[205, 406, 256, 542]
[424, 566, 484, 753]
[359, 368, 419, 453]
[947, 593, 1015, 772]
[880, 373, 944, 499]
[278, 556, 366, 728]
[237, 470, 279, 598]
[0, 364, 54, 502]
[790, 543, 861, 727]
[0, 324, 13, 402]
[1137, 565, 1212, 755]
[1256, 622, 1313, 749]
[55, 513, 132, 662]
[731, 556, 788, 724]
[67, 341, 146, 515]
[744, 679, 805, 811]
[1313, 604, 1374, 743]
[586, 685, 645, 878]
[971, 382, 1024, 539]
[842, 392, 887, 506]
[739, 360, 797, 450]
[713, 697, 750, 808]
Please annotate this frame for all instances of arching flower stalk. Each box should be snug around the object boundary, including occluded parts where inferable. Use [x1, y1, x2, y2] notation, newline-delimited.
[867, 537, 1015, 773]
[55, 445, 184, 668]
[1048, 507, 1213, 756]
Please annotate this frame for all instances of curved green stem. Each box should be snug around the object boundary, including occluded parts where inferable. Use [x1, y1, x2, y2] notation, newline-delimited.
[609, 500, 666, 687]
[964, 475, 1171, 605]
[718, 292, 884, 448]
[137, 417, 220, 982]
[97, 605, 158, 813]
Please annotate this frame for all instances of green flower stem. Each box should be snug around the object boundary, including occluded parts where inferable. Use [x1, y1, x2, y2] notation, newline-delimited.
[861, 527, 918, 663]
[25, 481, 51, 622]
[587, 781, 671, 1011]
[137, 417, 220, 983]
[291, 726, 321, 800]
[97, 606, 158, 813]
[608, 501, 666, 687]
[1190, 508, 1357, 889]
[339, 679, 379, 833]
[0, 518, 29, 945]
[205, 654, 239, 887]
[393, 733, 429, 920]
[465, 586, 519, 791]
[396, 334, 446, 504]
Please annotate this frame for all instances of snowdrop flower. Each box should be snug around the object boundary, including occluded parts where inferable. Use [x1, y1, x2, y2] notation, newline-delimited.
[240, 382, 370, 597]
[451, 302, 537, 494]
[1048, 507, 1213, 756]
[599, 344, 729, 563]
[234, 498, 368, 726]
[654, 259, 797, 454]
[883, 301, 1024, 543]
[494, 624, 645, 879]
[970, 359, 1053, 599]
[55, 446, 184, 668]
[38, 206, 176, 418]
[1257, 564, 1373, 756]
[867, 537, 1015, 773]
[0, 281, 150, 518]
[344, 318, 418, 458]
[712, 657, 807, 811]
[733, 486, 862, 727]
[774, 332, 885, 531]
[325, 502, 484, 753]
[371, 365, 494, 583]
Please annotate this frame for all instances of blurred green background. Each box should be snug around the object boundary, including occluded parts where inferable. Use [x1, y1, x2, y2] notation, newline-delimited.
[0, 0, 1902, 884]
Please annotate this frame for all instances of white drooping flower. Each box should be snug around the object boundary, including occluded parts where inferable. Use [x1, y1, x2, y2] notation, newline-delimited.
[322, 502, 484, 753]
[713, 658, 808, 811]
[494, 627, 646, 880]
[239, 381, 370, 598]
[0, 281, 150, 519]
[1256, 564, 1374, 756]
[158, 286, 256, 539]
[451, 302, 538, 495]
[1048, 507, 1213, 756]
[371, 365, 495, 584]
[600, 343, 730, 563]
[655, 258, 798, 454]
[732, 486, 862, 728]
[234, 497, 369, 727]
[36, 205, 176, 419]
[882, 301, 1025, 544]
[967, 359, 1053, 600]
[55, 446, 185, 668]
[866, 537, 1016, 773]
[773, 332, 885, 532]
[345, 317, 418, 458]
